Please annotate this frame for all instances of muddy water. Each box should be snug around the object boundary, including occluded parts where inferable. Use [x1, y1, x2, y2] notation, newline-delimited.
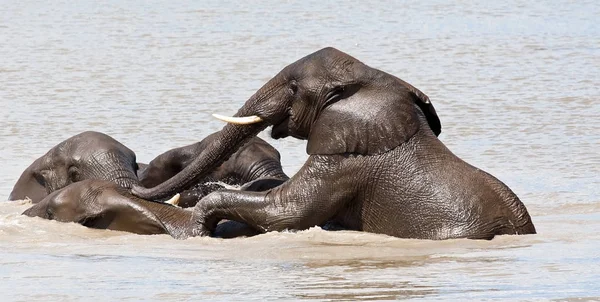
[1, 1, 599, 300]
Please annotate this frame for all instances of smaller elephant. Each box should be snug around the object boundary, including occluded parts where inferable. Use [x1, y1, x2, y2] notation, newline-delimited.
[138, 131, 289, 207]
[22, 179, 257, 239]
[9, 131, 142, 203]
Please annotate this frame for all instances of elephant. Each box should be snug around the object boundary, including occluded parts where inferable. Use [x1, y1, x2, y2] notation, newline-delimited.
[138, 131, 289, 207]
[132, 47, 536, 240]
[9, 131, 142, 203]
[22, 179, 258, 239]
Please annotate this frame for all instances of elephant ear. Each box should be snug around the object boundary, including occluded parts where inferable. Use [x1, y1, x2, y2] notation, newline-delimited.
[81, 190, 170, 235]
[394, 76, 441, 136]
[307, 87, 421, 155]
[9, 159, 49, 203]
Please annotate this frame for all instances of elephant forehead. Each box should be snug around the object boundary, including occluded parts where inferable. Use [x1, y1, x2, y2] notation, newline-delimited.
[37, 188, 73, 213]
[54, 181, 109, 211]
[75, 143, 133, 163]
[43, 140, 79, 164]
[49, 191, 76, 209]
[73, 132, 132, 156]
[300, 48, 360, 77]
[42, 148, 68, 167]
[304, 47, 354, 67]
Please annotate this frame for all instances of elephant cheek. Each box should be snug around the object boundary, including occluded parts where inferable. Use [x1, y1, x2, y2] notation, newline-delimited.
[44, 171, 70, 193]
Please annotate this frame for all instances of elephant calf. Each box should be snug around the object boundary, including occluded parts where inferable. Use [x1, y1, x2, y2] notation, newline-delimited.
[132, 47, 536, 240]
[138, 131, 289, 207]
[22, 179, 258, 239]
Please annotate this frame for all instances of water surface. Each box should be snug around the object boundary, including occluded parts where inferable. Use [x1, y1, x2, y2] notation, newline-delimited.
[1, 1, 599, 300]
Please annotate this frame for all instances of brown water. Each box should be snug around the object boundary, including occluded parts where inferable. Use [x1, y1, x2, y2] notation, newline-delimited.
[1, 1, 599, 300]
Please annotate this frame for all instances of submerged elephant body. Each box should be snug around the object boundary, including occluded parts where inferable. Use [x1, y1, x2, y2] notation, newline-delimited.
[9, 131, 141, 203]
[132, 47, 536, 240]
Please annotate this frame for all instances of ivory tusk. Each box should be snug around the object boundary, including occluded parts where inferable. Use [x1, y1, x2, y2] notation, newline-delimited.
[164, 193, 181, 206]
[212, 114, 263, 125]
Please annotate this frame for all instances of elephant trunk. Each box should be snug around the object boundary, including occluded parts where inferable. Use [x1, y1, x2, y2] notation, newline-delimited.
[125, 193, 197, 239]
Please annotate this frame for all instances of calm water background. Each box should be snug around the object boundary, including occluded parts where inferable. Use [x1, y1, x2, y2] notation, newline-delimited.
[1, 1, 599, 300]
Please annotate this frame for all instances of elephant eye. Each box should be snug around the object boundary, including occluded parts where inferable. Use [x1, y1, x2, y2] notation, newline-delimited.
[33, 172, 46, 186]
[68, 166, 80, 180]
[288, 80, 298, 95]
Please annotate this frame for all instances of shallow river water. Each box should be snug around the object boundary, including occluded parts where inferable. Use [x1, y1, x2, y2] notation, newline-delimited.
[1, 1, 599, 300]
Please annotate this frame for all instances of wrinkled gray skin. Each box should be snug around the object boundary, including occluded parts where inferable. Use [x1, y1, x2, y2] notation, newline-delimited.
[22, 180, 257, 239]
[138, 131, 288, 207]
[9, 131, 141, 203]
[132, 47, 536, 240]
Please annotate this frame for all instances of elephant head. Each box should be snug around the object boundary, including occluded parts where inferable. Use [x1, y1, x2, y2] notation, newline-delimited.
[9, 131, 141, 203]
[22, 180, 192, 238]
[132, 47, 441, 200]
[213, 135, 289, 185]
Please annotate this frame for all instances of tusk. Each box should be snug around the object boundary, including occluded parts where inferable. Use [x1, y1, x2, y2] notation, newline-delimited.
[212, 114, 263, 125]
[164, 193, 181, 207]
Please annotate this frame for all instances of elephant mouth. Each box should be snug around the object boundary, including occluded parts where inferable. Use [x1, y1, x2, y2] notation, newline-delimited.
[271, 116, 308, 140]
[270, 117, 291, 139]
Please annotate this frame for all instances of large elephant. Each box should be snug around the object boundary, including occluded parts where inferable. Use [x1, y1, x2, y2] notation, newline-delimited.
[22, 179, 257, 239]
[132, 47, 536, 240]
[138, 131, 288, 207]
[9, 131, 141, 203]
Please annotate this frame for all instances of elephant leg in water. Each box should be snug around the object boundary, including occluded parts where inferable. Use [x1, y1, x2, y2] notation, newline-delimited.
[133, 48, 535, 240]
[9, 131, 141, 203]
[22, 179, 257, 239]
[138, 131, 289, 207]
